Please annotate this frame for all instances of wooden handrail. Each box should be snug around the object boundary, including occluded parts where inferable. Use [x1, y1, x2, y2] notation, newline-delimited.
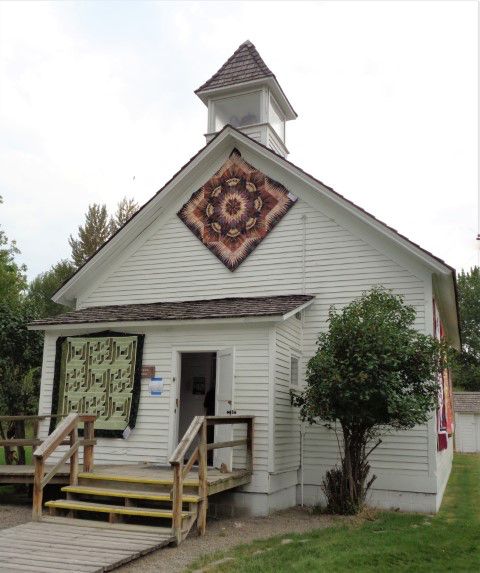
[32, 413, 96, 521]
[0, 414, 66, 421]
[169, 415, 254, 544]
[169, 416, 203, 465]
[33, 413, 79, 459]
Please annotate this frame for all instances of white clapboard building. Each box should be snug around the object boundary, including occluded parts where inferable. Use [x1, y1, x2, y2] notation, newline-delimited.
[31, 41, 460, 515]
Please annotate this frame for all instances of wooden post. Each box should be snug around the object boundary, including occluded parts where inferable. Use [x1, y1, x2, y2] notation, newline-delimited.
[32, 456, 44, 521]
[246, 418, 253, 473]
[69, 426, 79, 486]
[172, 462, 183, 545]
[197, 418, 208, 536]
[83, 419, 94, 473]
[15, 420, 26, 465]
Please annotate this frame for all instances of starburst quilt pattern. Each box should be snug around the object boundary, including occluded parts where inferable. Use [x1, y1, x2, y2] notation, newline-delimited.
[178, 150, 297, 271]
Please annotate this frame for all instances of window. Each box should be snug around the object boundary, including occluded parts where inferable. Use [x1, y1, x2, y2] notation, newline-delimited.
[213, 92, 262, 131]
[268, 97, 285, 140]
[290, 356, 299, 387]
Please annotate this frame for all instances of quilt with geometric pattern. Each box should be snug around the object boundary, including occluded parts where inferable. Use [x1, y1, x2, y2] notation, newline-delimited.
[51, 332, 144, 437]
[178, 150, 297, 271]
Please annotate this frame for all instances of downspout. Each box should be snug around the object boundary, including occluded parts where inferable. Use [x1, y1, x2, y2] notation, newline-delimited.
[300, 213, 307, 506]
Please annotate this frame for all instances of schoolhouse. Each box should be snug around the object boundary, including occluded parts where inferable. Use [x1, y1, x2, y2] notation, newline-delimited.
[31, 41, 459, 517]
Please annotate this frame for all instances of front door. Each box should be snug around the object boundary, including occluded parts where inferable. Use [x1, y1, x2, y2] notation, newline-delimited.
[214, 347, 235, 470]
[177, 352, 216, 460]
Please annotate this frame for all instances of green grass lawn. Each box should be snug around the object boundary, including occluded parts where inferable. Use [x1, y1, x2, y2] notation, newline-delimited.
[188, 454, 480, 572]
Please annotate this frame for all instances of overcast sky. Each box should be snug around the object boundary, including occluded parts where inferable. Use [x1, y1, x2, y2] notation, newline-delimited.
[0, 0, 477, 280]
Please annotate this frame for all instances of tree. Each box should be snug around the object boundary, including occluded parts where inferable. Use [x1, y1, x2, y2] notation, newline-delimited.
[69, 198, 139, 269]
[0, 301, 43, 415]
[452, 267, 480, 390]
[0, 199, 43, 462]
[292, 287, 445, 515]
[28, 259, 76, 318]
[0, 196, 27, 305]
[110, 197, 139, 234]
[69, 203, 111, 268]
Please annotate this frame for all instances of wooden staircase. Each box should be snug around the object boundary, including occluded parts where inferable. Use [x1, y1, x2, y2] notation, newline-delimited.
[32, 414, 254, 546]
[45, 470, 200, 538]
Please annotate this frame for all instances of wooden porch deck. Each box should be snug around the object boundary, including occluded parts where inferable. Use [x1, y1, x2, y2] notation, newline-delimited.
[0, 463, 251, 493]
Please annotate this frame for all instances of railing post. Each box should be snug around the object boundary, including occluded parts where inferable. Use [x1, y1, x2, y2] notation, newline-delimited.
[246, 418, 253, 473]
[69, 426, 79, 486]
[32, 455, 44, 521]
[197, 418, 208, 536]
[83, 419, 95, 473]
[172, 462, 184, 545]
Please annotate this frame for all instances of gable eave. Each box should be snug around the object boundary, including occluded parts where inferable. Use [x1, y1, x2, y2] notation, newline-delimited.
[52, 126, 240, 306]
[226, 127, 455, 277]
[55, 124, 456, 312]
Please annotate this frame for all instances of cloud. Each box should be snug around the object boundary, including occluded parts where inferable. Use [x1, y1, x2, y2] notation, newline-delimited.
[0, 0, 477, 278]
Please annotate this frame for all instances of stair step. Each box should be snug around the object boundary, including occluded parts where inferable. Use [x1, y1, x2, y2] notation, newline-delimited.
[78, 472, 199, 487]
[45, 499, 192, 519]
[62, 485, 200, 503]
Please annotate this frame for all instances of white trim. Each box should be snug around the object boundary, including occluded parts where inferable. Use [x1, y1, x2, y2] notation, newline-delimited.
[53, 126, 455, 307]
[52, 129, 237, 305]
[228, 130, 453, 275]
[281, 299, 315, 321]
[267, 325, 276, 474]
[29, 312, 309, 332]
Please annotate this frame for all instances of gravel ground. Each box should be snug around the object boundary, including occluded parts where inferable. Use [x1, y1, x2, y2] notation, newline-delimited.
[0, 502, 31, 530]
[118, 507, 340, 573]
[0, 502, 339, 572]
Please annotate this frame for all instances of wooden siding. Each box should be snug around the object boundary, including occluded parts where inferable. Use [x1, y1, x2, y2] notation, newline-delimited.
[80, 200, 426, 315]
[274, 317, 302, 473]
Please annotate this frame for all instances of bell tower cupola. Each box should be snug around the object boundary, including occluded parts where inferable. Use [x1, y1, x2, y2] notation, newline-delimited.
[195, 41, 297, 158]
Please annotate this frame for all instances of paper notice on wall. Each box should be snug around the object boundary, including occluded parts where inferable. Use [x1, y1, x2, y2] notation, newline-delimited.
[149, 377, 163, 396]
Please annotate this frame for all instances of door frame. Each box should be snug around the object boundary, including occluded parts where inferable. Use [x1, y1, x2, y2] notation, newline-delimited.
[168, 346, 235, 458]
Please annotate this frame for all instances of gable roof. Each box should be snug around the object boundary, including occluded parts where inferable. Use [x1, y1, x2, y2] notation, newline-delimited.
[30, 295, 314, 328]
[196, 40, 274, 93]
[50, 124, 459, 344]
[454, 392, 480, 414]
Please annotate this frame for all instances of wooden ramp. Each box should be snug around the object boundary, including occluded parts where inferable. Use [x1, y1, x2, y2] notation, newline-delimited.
[0, 518, 174, 572]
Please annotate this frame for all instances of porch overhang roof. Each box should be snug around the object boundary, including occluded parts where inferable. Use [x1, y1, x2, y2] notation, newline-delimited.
[28, 295, 315, 331]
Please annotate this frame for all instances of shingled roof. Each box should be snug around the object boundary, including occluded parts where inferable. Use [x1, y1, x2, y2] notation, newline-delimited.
[196, 40, 274, 93]
[30, 295, 314, 327]
[454, 392, 480, 414]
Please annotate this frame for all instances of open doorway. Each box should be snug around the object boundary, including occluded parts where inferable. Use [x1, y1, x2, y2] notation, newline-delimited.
[178, 352, 216, 464]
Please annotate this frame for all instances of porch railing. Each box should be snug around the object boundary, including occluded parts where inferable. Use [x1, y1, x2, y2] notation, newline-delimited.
[0, 414, 68, 466]
[169, 415, 254, 545]
[32, 413, 96, 521]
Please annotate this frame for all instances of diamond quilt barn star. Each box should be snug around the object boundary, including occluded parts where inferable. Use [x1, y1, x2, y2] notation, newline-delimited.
[177, 150, 297, 271]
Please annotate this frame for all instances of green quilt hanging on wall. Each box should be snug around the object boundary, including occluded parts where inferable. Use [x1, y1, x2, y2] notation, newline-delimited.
[51, 332, 144, 437]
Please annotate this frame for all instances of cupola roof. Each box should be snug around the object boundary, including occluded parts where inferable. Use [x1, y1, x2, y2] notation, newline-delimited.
[195, 40, 297, 120]
[195, 40, 273, 93]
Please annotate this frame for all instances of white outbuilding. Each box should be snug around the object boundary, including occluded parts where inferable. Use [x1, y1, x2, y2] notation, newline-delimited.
[454, 393, 480, 453]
